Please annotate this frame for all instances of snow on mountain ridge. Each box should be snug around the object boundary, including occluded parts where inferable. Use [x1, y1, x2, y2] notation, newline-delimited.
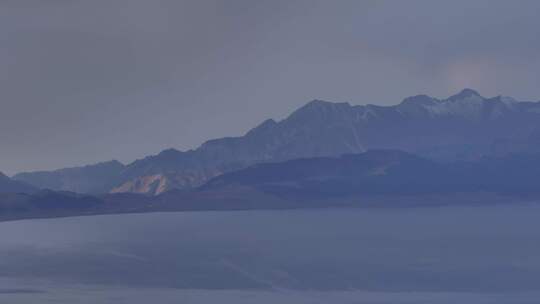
[392, 89, 525, 120]
[287, 89, 525, 123]
[424, 94, 485, 118]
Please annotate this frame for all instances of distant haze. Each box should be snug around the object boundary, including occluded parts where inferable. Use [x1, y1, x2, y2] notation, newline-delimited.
[1, 0, 540, 174]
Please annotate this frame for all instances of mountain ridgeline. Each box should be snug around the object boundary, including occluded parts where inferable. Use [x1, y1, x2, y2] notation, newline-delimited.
[4, 150, 540, 221]
[0, 172, 37, 194]
[203, 150, 540, 198]
[13, 160, 125, 194]
[13, 89, 540, 195]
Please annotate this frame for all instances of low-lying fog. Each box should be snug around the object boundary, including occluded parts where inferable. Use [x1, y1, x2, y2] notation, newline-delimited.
[1, 204, 540, 303]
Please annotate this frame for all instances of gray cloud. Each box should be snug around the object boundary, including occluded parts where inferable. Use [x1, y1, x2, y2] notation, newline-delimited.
[1, 0, 540, 174]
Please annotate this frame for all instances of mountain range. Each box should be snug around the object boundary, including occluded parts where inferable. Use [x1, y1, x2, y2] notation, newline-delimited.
[0, 172, 36, 194]
[12, 89, 540, 195]
[13, 160, 124, 194]
[203, 150, 540, 198]
[3, 150, 540, 222]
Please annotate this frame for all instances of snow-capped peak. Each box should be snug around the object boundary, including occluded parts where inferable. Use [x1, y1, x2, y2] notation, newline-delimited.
[420, 89, 486, 119]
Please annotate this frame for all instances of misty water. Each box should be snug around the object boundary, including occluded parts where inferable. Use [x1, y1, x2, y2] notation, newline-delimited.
[2, 204, 540, 303]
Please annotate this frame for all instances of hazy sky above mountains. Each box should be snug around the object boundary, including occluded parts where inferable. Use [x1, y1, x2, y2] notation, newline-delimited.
[1, 0, 540, 174]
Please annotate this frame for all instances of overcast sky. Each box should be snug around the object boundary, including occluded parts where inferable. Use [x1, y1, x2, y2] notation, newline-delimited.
[1, 0, 540, 174]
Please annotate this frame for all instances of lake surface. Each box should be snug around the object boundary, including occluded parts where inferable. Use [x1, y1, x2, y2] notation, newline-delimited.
[1, 204, 540, 303]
